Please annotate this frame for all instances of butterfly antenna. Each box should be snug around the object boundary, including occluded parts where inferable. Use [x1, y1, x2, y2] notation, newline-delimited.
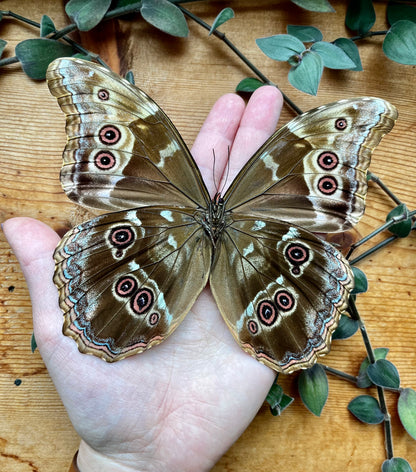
[219, 145, 231, 196]
[212, 149, 219, 195]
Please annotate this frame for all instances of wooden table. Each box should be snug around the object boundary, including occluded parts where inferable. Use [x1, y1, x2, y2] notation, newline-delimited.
[0, 1, 415, 470]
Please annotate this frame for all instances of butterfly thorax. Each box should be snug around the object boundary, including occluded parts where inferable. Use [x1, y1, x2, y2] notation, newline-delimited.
[196, 193, 228, 247]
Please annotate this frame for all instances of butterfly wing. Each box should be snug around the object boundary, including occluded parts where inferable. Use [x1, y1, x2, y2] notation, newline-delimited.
[224, 98, 397, 233]
[210, 216, 353, 373]
[46, 57, 210, 211]
[54, 207, 212, 361]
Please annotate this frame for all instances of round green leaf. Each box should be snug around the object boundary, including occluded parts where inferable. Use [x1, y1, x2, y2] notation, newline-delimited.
[290, 0, 334, 12]
[348, 395, 384, 424]
[298, 364, 328, 416]
[40, 15, 56, 37]
[311, 41, 356, 69]
[357, 348, 389, 388]
[288, 50, 323, 95]
[236, 77, 264, 92]
[287, 25, 323, 42]
[383, 20, 416, 65]
[256, 34, 305, 61]
[141, 0, 189, 37]
[387, 203, 412, 237]
[332, 313, 359, 340]
[367, 359, 400, 389]
[382, 457, 413, 472]
[15, 38, 74, 80]
[0, 39, 7, 58]
[209, 7, 234, 35]
[351, 266, 368, 294]
[345, 0, 376, 34]
[398, 388, 416, 440]
[387, 2, 416, 26]
[66, 0, 112, 31]
[333, 37, 363, 71]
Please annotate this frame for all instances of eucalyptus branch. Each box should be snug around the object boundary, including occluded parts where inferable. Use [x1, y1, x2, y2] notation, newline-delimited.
[321, 364, 358, 384]
[369, 172, 403, 206]
[349, 30, 389, 42]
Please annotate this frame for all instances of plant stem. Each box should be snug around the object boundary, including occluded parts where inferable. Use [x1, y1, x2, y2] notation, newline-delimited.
[321, 364, 358, 384]
[179, 5, 303, 115]
[349, 30, 389, 42]
[369, 172, 402, 206]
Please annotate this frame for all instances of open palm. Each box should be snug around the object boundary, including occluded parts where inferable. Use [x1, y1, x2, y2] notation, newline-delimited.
[3, 85, 283, 472]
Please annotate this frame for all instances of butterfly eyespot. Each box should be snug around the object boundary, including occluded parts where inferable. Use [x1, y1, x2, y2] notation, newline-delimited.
[335, 118, 348, 130]
[274, 290, 295, 312]
[97, 89, 110, 100]
[318, 176, 338, 195]
[149, 312, 160, 326]
[109, 226, 135, 249]
[317, 151, 338, 170]
[131, 289, 154, 314]
[247, 320, 259, 334]
[99, 125, 121, 145]
[115, 276, 137, 297]
[285, 243, 309, 265]
[257, 300, 278, 326]
[95, 151, 116, 170]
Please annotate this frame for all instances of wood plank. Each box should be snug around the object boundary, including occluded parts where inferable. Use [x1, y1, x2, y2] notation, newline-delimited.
[0, 1, 415, 470]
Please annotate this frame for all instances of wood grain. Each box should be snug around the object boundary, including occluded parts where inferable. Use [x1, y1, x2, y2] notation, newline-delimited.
[0, 1, 415, 471]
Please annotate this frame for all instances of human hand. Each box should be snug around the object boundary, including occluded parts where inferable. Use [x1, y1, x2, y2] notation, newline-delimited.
[3, 85, 283, 472]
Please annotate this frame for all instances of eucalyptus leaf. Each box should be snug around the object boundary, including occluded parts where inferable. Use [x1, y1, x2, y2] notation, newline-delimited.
[333, 37, 363, 71]
[40, 15, 56, 37]
[387, 2, 416, 26]
[15, 38, 74, 80]
[141, 0, 188, 37]
[357, 348, 389, 388]
[290, 0, 335, 12]
[298, 364, 328, 416]
[209, 7, 234, 35]
[125, 70, 135, 85]
[236, 77, 264, 92]
[351, 266, 368, 294]
[287, 25, 323, 42]
[31, 332, 37, 353]
[256, 34, 305, 61]
[310, 41, 356, 69]
[386, 203, 412, 237]
[367, 359, 400, 389]
[66, 0, 112, 31]
[345, 0, 376, 34]
[332, 313, 359, 340]
[266, 383, 283, 409]
[288, 50, 323, 95]
[382, 457, 413, 472]
[383, 20, 416, 65]
[398, 388, 416, 440]
[0, 39, 7, 58]
[348, 395, 384, 424]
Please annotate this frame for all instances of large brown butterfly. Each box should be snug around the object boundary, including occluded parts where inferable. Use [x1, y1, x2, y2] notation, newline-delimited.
[47, 57, 397, 373]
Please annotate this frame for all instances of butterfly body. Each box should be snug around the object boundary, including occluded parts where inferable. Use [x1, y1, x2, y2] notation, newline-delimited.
[47, 58, 397, 373]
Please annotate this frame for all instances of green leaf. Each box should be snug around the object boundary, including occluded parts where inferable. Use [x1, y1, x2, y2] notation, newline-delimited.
[0, 39, 7, 58]
[332, 313, 359, 340]
[357, 348, 389, 388]
[209, 7, 234, 35]
[31, 332, 37, 353]
[66, 0, 112, 31]
[383, 20, 416, 65]
[367, 359, 400, 389]
[398, 388, 416, 440]
[310, 41, 356, 69]
[141, 0, 188, 37]
[125, 70, 135, 85]
[266, 383, 293, 415]
[40, 15, 56, 37]
[288, 50, 323, 95]
[15, 38, 74, 80]
[256, 34, 305, 61]
[345, 0, 376, 34]
[236, 77, 264, 92]
[333, 37, 363, 70]
[298, 364, 328, 416]
[386, 203, 412, 237]
[387, 2, 416, 26]
[351, 266, 368, 294]
[290, 0, 335, 12]
[287, 25, 323, 42]
[348, 395, 384, 424]
[112, 0, 142, 8]
[382, 457, 413, 472]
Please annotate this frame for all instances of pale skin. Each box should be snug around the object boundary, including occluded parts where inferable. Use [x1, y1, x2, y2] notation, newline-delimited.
[3, 85, 283, 472]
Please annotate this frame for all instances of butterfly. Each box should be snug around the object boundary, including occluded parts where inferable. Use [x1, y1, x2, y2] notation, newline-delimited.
[46, 57, 397, 373]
